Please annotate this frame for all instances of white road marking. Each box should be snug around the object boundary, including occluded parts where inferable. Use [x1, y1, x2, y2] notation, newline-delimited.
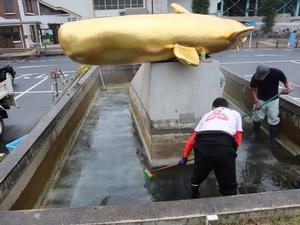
[24, 77, 30, 79]
[15, 73, 39, 80]
[14, 91, 61, 94]
[17, 65, 56, 69]
[228, 55, 250, 57]
[28, 58, 64, 63]
[36, 73, 46, 78]
[63, 71, 76, 73]
[290, 60, 300, 65]
[290, 82, 300, 88]
[220, 60, 300, 65]
[19, 73, 38, 76]
[15, 77, 48, 100]
[254, 54, 283, 57]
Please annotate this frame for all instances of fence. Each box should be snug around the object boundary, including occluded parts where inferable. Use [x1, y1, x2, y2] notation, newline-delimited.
[241, 30, 300, 48]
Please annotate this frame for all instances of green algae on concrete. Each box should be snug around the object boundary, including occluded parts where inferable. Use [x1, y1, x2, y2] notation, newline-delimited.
[220, 214, 300, 225]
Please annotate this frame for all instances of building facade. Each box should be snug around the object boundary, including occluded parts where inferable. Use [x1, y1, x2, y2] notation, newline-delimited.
[219, 0, 300, 17]
[73, 0, 300, 17]
[41, 0, 221, 18]
[0, 0, 80, 48]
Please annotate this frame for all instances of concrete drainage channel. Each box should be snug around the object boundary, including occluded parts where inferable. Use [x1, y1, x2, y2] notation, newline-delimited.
[0, 64, 300, 224]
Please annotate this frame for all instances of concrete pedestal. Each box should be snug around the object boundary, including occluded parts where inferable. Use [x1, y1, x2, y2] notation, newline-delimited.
[129, 60, 224, 167]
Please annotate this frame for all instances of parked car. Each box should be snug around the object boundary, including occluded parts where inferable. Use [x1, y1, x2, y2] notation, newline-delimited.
[0, 64, 16, 85]
[0, 65, 16, 136]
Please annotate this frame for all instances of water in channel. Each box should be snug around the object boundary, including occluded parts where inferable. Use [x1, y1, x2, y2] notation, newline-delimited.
[43, 85, 300, 208]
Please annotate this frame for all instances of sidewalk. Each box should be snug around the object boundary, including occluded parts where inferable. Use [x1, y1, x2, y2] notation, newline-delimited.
[0, 46, 64, 60]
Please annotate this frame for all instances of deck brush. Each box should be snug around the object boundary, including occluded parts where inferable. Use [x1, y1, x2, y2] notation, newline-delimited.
[143, 158, 194, 180]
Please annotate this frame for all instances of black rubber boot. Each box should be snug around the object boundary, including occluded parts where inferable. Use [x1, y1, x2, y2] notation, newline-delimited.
[291, 181, 300, 188]
[251, 121, 261, 139]
[269, 124, 278, 146]
[191, 184, 200, 199]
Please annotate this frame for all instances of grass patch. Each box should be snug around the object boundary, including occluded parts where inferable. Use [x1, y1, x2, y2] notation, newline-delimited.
[219, 214, 300, 225]
[0, 153, 7, 163]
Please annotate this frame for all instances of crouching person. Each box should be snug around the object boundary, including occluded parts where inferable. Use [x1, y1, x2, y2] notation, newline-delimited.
[178, 97, 243, 198]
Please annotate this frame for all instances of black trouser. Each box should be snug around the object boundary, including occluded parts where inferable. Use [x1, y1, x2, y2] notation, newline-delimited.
[191, 131, 238, 196]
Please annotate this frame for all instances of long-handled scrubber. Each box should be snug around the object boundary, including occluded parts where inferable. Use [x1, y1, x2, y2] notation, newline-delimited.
[143, 158, 194, 180]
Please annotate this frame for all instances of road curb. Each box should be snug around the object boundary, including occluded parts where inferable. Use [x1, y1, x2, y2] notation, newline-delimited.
[0, 49, 65, 60]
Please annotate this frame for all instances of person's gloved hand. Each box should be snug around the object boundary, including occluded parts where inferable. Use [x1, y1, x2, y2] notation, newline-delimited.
[281, 88, 292, 95]
[254, 101, 261, 110]
[178, 157, 187, 166]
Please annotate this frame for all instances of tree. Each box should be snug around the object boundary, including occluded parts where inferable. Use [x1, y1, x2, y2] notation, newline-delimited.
[192, 0, 210, 14]
[261, 0, 281, 33]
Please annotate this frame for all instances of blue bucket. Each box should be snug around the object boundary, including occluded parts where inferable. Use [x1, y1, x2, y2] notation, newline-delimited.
[6, 135, 27, 153]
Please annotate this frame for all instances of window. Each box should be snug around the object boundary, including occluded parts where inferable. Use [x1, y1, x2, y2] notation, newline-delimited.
[4, 0, 14, 13]
[0, 27, 21, 41]
[106, 0, 112, 9]
[94, 0, 144, 10]
[112, 0, 118, 9]
[132, 0, 138, 8]
[119, 0, 125, 9]
[25, 0, 33, 13]
[124, 0, 130, 8]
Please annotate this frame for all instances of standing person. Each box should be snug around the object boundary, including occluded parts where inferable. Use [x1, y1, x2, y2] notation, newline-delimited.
[250, 64, 291, 145]
[178, 97, 243, 198]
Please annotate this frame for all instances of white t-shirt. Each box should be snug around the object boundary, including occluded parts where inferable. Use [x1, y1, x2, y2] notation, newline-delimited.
[194, 107, 243, 135]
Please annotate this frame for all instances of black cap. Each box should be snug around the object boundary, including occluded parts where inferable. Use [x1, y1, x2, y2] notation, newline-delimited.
[254, 64, 270, 81]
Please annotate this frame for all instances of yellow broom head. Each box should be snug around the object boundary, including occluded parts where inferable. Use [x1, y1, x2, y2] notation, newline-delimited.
[143, 168, 153, 180]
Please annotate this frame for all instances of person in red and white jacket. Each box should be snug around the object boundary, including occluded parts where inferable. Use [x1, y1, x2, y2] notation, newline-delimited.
[178, 97, 243, 198]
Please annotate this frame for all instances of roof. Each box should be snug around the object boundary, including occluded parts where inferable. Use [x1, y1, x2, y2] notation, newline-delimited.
[39, 0, 81, 18]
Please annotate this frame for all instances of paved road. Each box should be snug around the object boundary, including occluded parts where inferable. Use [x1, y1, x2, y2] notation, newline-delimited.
[0, 56, 80, 152]
[213, 48, 300, 102]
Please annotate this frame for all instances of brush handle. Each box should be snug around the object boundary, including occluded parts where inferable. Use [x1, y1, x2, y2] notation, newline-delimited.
[242, 90, 284, 119]
[149, 158, 194, 173]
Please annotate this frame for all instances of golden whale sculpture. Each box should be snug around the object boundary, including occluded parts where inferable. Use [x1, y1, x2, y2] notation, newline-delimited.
[58, 3, 254, 66]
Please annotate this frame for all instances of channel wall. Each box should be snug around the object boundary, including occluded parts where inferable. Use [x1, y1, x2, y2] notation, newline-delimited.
[0, 64, 300, 224]
[0, 64, 138, 210]
[222, 68, 300, 156]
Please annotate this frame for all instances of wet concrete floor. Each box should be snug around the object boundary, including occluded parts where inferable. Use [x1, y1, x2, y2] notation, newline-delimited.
[43, 85, 300, 208]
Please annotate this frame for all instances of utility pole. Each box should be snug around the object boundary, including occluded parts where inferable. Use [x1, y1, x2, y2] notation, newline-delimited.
[17, 0, 26, 48]
[220, 0, 224, 16]
[151, 0, 154, 14]
[296, 0, 300, 16]
[35, 23, 42, 55]
[255, 0, 258, 16]
[245, 0, 250, 16]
